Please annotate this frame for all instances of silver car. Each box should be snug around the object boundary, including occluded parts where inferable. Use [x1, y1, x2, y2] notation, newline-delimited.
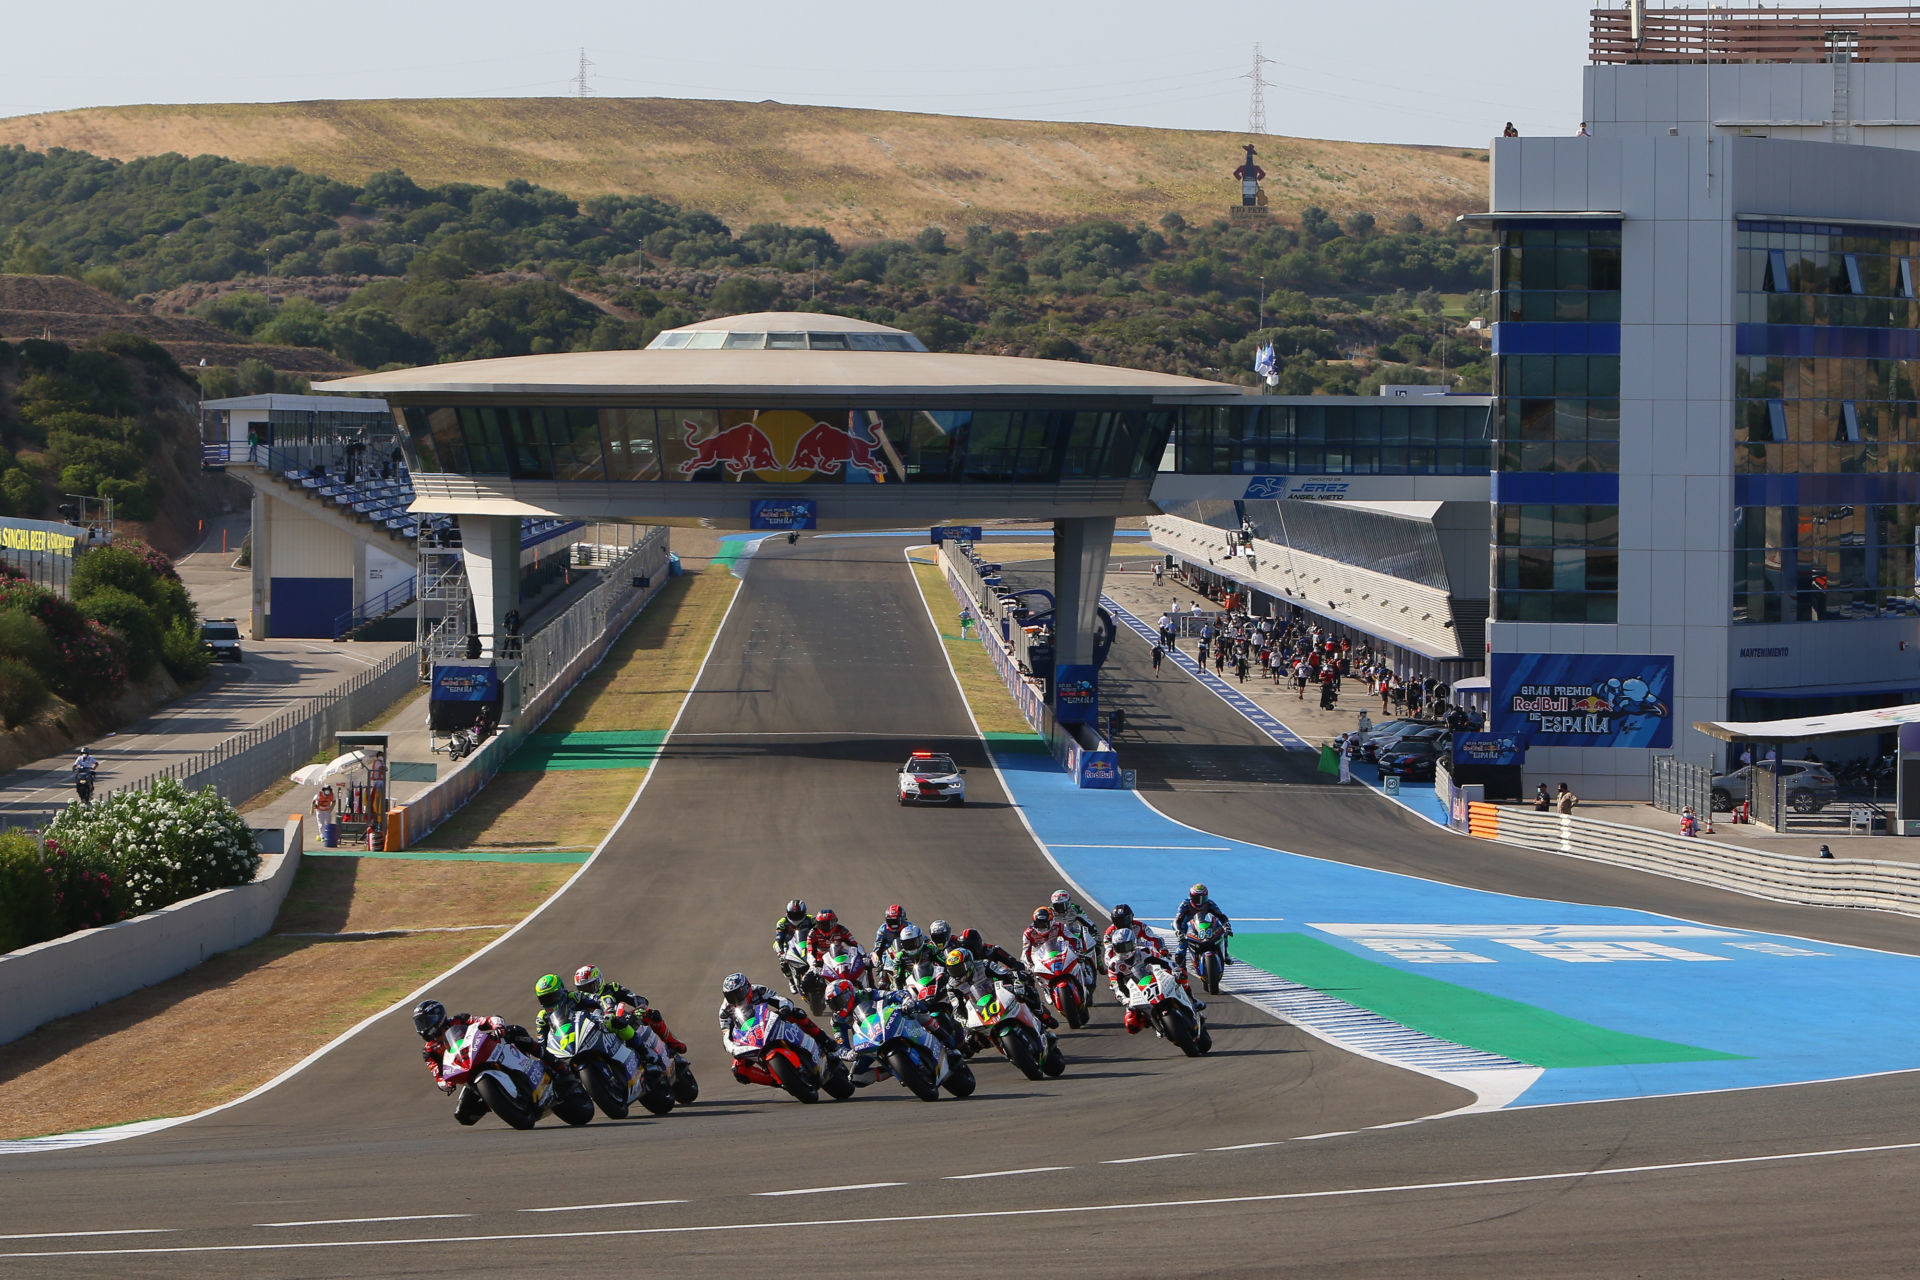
[1712, 762, 1837, 814]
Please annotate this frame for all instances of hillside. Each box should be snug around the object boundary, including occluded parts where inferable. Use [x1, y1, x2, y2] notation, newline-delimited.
[0, 98, 1488, 241]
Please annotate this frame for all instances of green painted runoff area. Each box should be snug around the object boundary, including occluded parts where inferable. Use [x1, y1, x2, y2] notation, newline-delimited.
[303, 848, 592, 863]
[502, 731, 666, 772]
[1233, 933, 1745, 1069]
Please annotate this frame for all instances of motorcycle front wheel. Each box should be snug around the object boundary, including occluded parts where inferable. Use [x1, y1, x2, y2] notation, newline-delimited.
[1199, 953, 1222, 995]
[1058, 984, 1086, 1030]
[942, 1057, 976, 1098]
[583, 1063, 630, 1119]
[552, 1077, 597, 1125]
[889, 1048, 941, 1102]
[1001, 1027, 1045, 1081]
[672, 1063, 700, 1105]
[768, 1054, 819, 1103]
[475, 1075, 538, 1129]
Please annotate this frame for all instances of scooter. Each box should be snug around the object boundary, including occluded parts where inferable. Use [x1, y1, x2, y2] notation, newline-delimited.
[73, 765, 96, 806]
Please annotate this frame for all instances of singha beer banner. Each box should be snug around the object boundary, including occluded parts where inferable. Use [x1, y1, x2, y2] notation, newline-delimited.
[1489, 653, 1674, 749]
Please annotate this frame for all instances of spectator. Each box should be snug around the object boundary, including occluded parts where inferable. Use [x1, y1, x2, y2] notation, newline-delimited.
[1819, 844, 1835, 859]
[1577, 121, 1590, 137]
[1533, 783, 1551, 812]
[1556, 783, 1578, 814]
[1503, 122, 1520, 138]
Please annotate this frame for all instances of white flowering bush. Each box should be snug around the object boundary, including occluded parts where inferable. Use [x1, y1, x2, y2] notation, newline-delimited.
[47, 778, 260, 915]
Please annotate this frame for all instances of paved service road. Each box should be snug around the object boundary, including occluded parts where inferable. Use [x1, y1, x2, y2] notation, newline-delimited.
[3, 538, 1916, 1277]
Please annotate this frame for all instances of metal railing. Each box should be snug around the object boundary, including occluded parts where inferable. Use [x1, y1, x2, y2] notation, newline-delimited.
[1650, 755, 1714, 816]
[135, 644, 420, 806]
[514, 529, 668, 701]
[1592, 7, 1920, 65]
[333, 575, 418, 641]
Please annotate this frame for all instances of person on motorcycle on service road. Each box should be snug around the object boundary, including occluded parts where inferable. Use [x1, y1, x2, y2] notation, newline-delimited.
[872, 904, 914, 977]
[716, 972, 837, 1081]
[1173, 882, 1235, 967]
[1104, 929, 1199, 1034]
[572, 965, 687, 1056]
[414, 999, 542, 1119]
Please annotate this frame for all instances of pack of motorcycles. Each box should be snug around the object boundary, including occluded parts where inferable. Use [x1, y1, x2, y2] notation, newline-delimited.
[425, 917, 1228, 1128]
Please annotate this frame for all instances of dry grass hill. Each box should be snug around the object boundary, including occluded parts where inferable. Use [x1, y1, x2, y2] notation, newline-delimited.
[0, 98, 1489, 240]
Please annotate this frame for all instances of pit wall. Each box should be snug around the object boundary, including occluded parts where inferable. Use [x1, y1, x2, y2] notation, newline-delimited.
[388, 527, 671, 848]
[935, 541, 1119, 788]
[0, 816, 305, 1046]
[1463, 802, 1920, 918]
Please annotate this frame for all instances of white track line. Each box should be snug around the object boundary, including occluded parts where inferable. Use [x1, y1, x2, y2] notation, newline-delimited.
[0, 1229, 175, 1241]
[943, 1167, 1071, 1180]
[11, 1140, 1920, 1258]
[0, 572, 744, 1158]
[258, 1215, 471, 1228]
[754, 1183, 906, 1197]
[1100, 1152, 1195, 1164]
[519, 1200, 687, 1214]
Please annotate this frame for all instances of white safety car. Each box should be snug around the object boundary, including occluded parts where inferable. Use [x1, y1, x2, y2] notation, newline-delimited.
[898, 751, 965, 806]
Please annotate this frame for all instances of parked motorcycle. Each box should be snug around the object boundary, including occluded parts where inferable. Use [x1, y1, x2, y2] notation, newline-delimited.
[544, 1002, 672, 1120]
[432, 1018, 594, 1129]
[724, 998, 856, 1104]
[1183, 915, 1229, 996]
[1119, 964, 1212, 1058]
[842, 994, 974, 1101]
[960, 975, 1064, 1081]
[446, 727, 477, 761]
[1026, 936, 1094, 1030]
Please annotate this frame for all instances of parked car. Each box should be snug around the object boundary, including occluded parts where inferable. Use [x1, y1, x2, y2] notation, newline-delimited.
[1349, 719, 1443, 763]
[1711, 762, 1837, 814]
[1368, 724, 1449, 764]
[1378, 738, 1446, 782]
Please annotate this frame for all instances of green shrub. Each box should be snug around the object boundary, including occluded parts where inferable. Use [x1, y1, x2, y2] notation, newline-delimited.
[2, 468, 40, 516]
[47, 778, 258, 916]
[77, 586, 159, 677]
[41, 835, 122, 935]
[0, 606, 52, 670]
[0, 657, 47, 728]
[98, 474, 157, 521]
[70, 544, 159, 607]
[161, 615, 211, 682]
[0, 579, 125, 700]
[0, 831, 56, 952]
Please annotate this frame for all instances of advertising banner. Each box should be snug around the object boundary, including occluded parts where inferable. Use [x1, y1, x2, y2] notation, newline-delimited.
[430, 664, 500, 703]
[930, 525, 983, 544]
[749, 499, 817, 530]
[1489, 653, 1674, 749]
[1452, 732, 1528, 767]
[1054, 663, 1098, 725]
[1078, 751, 1120, 788]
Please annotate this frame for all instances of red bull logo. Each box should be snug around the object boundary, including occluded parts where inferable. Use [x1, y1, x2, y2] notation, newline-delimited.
[678, 411, 891, 482]
[1570, 695, 1612, 712]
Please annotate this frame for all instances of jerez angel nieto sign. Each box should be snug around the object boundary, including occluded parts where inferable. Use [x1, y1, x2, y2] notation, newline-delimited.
[1489, 652, 1674, 749]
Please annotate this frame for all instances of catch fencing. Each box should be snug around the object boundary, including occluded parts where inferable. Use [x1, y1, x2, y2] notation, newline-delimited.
[1649, 755, 1714, 817]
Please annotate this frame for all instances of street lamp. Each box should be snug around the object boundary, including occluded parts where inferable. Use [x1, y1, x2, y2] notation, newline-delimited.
[1257, 274, 1267, 331]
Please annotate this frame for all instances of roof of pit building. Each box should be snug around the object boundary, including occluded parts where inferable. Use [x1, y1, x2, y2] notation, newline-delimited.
[314, 312, 1248, 402]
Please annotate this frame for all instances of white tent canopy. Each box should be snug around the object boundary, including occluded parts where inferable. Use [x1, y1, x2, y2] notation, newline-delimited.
[1693, 703, 1920, 743]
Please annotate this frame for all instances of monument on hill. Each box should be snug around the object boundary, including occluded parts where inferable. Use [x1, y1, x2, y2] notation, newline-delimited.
[1231, 143, 1269, 221]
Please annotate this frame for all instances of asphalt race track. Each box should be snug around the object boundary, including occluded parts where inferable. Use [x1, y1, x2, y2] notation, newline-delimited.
[3, 537, 1918, 1277]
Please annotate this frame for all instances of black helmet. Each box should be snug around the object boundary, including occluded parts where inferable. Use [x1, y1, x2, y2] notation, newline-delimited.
[1031, 907, 1053, 931]
[784, 898, 808, 922]
[721, 972, 752, 1007]
[957, 928, 984, 958]
[927, 919, 952, 950]
[1111, 904, 1135, 929]
[413, 999, 448, 1038]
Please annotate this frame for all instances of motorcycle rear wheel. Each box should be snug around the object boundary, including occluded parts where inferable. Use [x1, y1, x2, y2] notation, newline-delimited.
[768, 1054, 819, 1104]
[1058, 984, 1086, 1030]
[583, 1064, 630, 1120]
[822, 1062, 857, 1101]
[476, 1075, 538, 1129]
[889, 1048, 942, 1102]
[1041, 1040, 1066, 1077]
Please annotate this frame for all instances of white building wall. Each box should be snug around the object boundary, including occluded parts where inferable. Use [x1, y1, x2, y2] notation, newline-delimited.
[268, 499, 354, 579]
[1584, 62, 1920, 151]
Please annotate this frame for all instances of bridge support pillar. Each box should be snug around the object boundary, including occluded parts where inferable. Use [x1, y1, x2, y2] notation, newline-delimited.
[460, 516, 522, 661]
[1051, 516, 1115, 726]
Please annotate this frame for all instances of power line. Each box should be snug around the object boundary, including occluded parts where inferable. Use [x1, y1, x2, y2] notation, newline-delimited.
[574, 48, 596, 98]
[1241, 42, 1276, 135]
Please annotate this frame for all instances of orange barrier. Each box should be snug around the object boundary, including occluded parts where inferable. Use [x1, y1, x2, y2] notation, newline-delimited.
[1467, 802, 1501, 839]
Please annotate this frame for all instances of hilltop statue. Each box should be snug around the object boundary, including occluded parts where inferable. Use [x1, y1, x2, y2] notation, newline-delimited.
[1234, 143, 1267, 207]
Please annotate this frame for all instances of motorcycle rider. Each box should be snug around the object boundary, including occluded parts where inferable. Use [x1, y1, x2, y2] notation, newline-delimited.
[716, 971, 836, 1082]
[1020, 907, 1065, 963]
[414, 999, 541, 1122]
[943, 945, 1059, 1040]
[805, 908, 861, 968]
[926, 919, 955, 956]
[773, 898, 819, 988]
[823, 978, 959, 1059]
[950, 935, 1057, 1029]
[572, 964, 687, 1056]
[1105, 929, 1193, 1035]
[1048, 889, 1100, 961]
[531, 972, 608, 1048]
[872, 903, 914, 981]
[887, 924, 939, 989]
[1102, 903, 1140, 948]
[1173, 882, 1235, 967]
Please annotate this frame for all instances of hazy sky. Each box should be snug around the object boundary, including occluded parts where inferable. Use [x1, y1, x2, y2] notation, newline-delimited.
[3, 1, 1599, 147]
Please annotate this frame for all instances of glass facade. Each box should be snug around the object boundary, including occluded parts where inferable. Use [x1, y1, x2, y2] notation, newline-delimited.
[1733, 219, 1920, 621]
[1492, 222, 1622, 623]
[1173, 402, 1491, 475]
[399, 403, 1170, 485]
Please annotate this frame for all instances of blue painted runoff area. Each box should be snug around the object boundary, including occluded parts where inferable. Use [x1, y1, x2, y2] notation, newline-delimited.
[990, 743, 1920, 1106]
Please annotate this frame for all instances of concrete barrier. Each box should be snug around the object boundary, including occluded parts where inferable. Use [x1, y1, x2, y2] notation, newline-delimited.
[0, 815, 306, 1045]
[1464, 802, 1920, 917]
[390, 528, 671, 848]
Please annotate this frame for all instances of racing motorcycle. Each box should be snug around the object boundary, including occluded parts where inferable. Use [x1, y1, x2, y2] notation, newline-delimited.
[544, 1001, 673, 1120]
[725, 997, 856, 1104]
[1184, 916, 1229, 995]
[1119, 962, 1212, 1058]
[433, 1017, 594, 1129]
[621, 1007, 701, 1106]
[960, 973, 1065, 1081]
[813, 941, 874, 995]
[780, 934, 826, 1015]
[902, 959, 969, 1054]
[1027, 936, 1094, 1030]
[842, 994, 974, 1102]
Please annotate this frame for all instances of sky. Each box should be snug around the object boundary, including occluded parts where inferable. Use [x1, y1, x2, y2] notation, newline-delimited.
[2, 1, 1602, 147]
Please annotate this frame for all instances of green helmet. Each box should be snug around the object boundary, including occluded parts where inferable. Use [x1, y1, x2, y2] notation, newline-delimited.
[535, 973, 566, 1009]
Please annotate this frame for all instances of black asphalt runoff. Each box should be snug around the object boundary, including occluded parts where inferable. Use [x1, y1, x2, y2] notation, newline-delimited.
[3, 538, 1916, 1277]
